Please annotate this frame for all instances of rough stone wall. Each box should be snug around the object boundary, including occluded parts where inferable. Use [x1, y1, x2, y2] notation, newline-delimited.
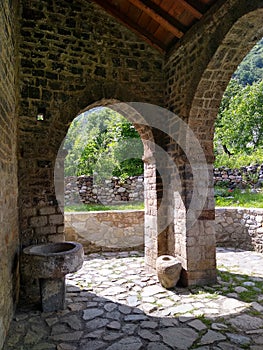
[17, 0, 165, 302]
[65, 208, 263, 255]
[215, 208, 263, 252]
[65, 175, 144, 205]
[214, 164, 263, 188]
[18, 0, 165, 249]
[0, 1, 19, 348]
[65, 210, 144, 253]
[164, 0, 263, 285]
[64, 164, 263, 207]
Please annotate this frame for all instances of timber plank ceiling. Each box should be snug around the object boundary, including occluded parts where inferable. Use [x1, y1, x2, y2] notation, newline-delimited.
[92, 0, 218, 53]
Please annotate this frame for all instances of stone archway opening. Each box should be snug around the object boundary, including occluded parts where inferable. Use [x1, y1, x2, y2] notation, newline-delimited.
[213, 36, 263, 250]
[55, 100, 160, 267]
[184, 8, 263, 286]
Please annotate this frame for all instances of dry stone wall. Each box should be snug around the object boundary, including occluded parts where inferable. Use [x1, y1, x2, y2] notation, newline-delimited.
[0, 1, 19, 348]
[215, 207, 263, 252]
[65, 164, 263, 207]
[64, 208, 263, 254]
[65, 175, 144, 205]
[214, 164, 263, 189]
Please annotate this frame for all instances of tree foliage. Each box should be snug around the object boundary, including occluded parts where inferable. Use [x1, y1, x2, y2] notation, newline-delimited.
[64, 107, 143, 179]
[233, 38, 263, 86]
[215, 38, 263, 158]
[215, 80, 263, 154]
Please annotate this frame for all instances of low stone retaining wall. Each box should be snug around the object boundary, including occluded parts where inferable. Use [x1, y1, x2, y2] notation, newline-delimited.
[65, 210, 144, 253]
[65, 175, 144, 205]
[214, 164, 263, 188]
[65, 207, 263, 253]
[65, 164, 263, 206]
[215, 207, 263, 251]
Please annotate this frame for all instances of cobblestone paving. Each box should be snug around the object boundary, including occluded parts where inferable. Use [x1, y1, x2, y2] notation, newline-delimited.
[4, 247, 263, 350]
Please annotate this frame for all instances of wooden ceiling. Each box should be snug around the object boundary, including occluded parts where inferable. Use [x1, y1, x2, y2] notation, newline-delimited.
[92, 0, 218, 53]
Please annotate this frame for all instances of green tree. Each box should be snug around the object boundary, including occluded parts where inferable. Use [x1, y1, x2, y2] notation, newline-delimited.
[215, 81, 263, 155]
[64, 107, 143, 179]
[233, 38, 263, 85]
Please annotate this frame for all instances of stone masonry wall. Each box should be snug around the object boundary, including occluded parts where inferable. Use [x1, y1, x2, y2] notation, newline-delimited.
[164, 0, 263, 285]
[65, 210, 144, 253]
[0, 1, 19, 349]
[215, 208, 263, 252]
[65, 163, 263, 207]
[64, 208, 263, 254]
[18, 0, 164, 302]
[65, 175, 144, 205]
[214, 164, 263, 189]
[18, 0, 165, 250]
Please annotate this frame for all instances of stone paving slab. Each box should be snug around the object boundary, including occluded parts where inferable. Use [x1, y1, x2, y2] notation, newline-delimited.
[3, 248, 263, 349]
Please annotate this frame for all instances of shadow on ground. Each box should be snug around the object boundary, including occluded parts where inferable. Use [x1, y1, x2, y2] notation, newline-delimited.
[4, 249, 263, 349]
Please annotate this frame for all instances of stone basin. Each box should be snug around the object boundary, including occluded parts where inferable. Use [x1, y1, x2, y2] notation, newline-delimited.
[23, 241, 84, 279]
[23, 241, 84, 311]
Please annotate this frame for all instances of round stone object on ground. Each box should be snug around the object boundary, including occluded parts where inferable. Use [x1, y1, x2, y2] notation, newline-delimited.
[156, 255, 182, 289]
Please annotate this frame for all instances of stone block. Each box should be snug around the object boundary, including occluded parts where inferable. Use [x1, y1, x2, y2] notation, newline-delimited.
[156, 255, 182, 289]
[30, 216, 48, 227]
[49, 214, 63, 225]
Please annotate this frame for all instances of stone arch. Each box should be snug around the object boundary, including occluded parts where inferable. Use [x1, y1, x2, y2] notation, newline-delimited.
[48, 81, 162, 158]
[188, 7, 263, 162]
[185, 8, 263, 246]
[53, 85, 163, 269]
[186, 6, 263, 285]
[164, 2, 263, 286]
[21, 83, 162, 302]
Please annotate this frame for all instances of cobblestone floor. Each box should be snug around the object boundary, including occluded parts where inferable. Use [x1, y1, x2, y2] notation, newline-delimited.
[4, 247, 263, 350]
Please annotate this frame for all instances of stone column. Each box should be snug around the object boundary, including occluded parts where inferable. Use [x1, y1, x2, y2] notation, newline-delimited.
[173, 162, 217, 286]
[54, 148, 67, 213]
[143, 155, 158, 270]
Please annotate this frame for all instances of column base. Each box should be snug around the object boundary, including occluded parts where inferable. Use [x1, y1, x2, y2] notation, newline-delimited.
[39, 277, 66, 312]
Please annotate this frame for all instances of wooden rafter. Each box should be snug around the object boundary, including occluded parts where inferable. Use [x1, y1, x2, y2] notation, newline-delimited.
[92, 0, 166, 52]
[129, 0, 185, 38]
[176, 0, 203, 19]
[91, 0, 213, 53]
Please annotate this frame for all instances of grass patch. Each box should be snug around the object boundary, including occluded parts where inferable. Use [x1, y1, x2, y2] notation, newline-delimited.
[239, 289, 261, 302]
[196, 314, 212, 327]
[217, 270, 232, 283]
[217, 269, 263, 302]
[65, 201, 144, 212]
[249, 309, 262, 317]
[215, 189, 263, 208]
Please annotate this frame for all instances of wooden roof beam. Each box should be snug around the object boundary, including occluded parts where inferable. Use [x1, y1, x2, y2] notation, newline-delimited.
[176, 0, 203, 19]
[128, 0, 185, 38]
[92, 0, 166, 52]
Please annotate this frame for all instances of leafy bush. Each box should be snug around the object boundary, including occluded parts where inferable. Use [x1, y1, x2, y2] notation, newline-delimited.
[214, 187, 232, 198]
[214, 149, 263, 168]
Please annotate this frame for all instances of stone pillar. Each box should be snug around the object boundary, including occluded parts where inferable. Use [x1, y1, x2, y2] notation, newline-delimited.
[144, 155, 158, 270]
[40, 278, 66, 312]
[54, 149, 67, 213]
[173, 162, 217, 286]
[183, 220, 216, 286]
